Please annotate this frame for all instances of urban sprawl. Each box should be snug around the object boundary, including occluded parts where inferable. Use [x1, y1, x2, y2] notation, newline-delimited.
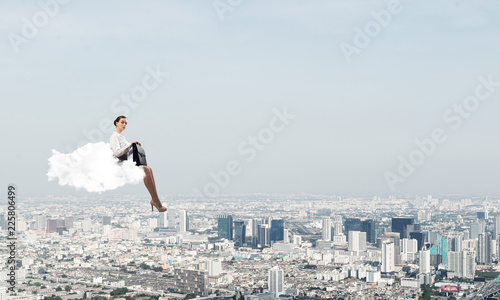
[1, 194, 500, 300]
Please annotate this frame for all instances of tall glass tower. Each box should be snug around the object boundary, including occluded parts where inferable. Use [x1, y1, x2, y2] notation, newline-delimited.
[391, 217, 414, 239]
[217, 215, 233, 240]
[270, 219, 284, 242]
[234, 220, 246, 246]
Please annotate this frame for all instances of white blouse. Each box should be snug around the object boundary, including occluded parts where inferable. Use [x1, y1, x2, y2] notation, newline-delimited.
[110, 131, 133, 158]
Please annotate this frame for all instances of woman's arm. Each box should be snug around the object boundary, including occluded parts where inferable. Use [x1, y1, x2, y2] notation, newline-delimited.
[110, 134, 132, 158]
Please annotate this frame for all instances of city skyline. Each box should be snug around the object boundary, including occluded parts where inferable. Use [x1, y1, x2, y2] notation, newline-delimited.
[3, 193, 500, 298]
[1, 1, 500, 197]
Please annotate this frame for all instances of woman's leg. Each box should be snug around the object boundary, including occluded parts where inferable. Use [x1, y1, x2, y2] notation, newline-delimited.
[143, 166, 166, 211]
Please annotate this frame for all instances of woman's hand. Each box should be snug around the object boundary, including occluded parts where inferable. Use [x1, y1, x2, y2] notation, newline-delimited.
[131, 140, 142, 146]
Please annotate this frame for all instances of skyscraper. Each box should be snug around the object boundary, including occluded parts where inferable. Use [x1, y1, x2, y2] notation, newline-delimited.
[258, 224, 270, 246]
[470, 220, 485, 240]
[270, 219, 284, 242]
[447, 251, 462, 278]
[268, 266, 284, 298]
[167, 210, 177, 229]
[448, 233, 463, 252]
[217, 215, 233, 240]
[322, 218, 332, 241]
[494, 217, 500, 240]
[158, 211, 168, 228]
[252, 218, 263, 247]
[419, 249, 431, 274]
[463, 251, 476, 279]
[381, 241, 395, 273]
[344, 218, 362, 239]
[448, 250, 476, 279]
[409, 231, 425, 251]
[400, 238, 418, 262]
[362, 219, 376, 243]
[179, 210, 188, 232]
[437, 235, 448, 266]
[478, 232, 492, 265]
[348, 231, 366, 252]
[234, 220, 246, 247]
[332, 215, 343, 236]
[391, 217, 414, 239]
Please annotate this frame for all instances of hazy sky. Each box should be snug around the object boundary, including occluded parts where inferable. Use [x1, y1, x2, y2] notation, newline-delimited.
[1, 0, 499, 197]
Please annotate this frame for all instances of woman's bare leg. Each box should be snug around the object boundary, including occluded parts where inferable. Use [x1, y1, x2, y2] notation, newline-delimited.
[143, 166, 166, 211]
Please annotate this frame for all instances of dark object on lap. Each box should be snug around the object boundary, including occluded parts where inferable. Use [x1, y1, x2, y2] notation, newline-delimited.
[117, 153, 128, 161]
[132, 143, 147, 166]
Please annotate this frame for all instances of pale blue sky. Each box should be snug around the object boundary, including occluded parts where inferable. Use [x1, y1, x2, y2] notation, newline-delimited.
[1, 0, 499, 197]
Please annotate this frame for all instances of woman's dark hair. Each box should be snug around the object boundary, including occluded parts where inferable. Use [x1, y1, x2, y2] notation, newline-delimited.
[114, 115, 127, 126]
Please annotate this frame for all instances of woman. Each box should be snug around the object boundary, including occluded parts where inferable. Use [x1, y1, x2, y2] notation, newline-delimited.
[110, 115, 167, 212]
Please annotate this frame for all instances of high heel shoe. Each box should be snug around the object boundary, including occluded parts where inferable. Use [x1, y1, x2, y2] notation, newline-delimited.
[150, 200, 167, 212]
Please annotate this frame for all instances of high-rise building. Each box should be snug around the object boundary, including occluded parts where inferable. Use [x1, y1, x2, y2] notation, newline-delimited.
[348, 231, 366, 252]
[179, 210, 188, 232]
[419, 249, 431, 274]
[217, 215, 233, 240]
[268, 266, 284, 298]
[322, 218, 332, 241]
[208, 260, 222, 276]
[470, 220, 486, 240]
[270, 219, 284, 242]
[464, 251, 476, 279]
[391, 217, 414, 239]
[437, 235, 448, 266]
[447, 251, 462, 277]
[82, 217, 92, 232]
[478, 232, 492, 265]
[167, 210, 177, 229]
[344, 218, 362, 238]
[35, 215, 46, 230]
[448, 233, 463, 252]
[252, 218, 263, 247]
[448, 250, 475, 279]
[427, 230, 439, 245]
[362, 219, 376, 243]
[409, 231, 425, 251]
[158, 211, 168, 228]
[46, 219, 58, 233]
[332, 215, 343, 236]
[174, 269, 208, 296]
[381, 241, 395, 273]
[401, 238, 418, 262]
[494, 217, 500, 240]
[380, 232, 402, 265]
[102, 216, 111, 225]
[64, 216, 73, 229]
[258, 224, 270, 246]
[234, 221, 246, 247]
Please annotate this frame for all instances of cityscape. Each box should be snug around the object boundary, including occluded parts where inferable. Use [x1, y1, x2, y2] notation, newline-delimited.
[2, 194, 500, 300]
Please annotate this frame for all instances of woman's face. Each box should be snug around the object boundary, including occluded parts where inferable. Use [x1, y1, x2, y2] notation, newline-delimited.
[117, 118, 128, 131]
